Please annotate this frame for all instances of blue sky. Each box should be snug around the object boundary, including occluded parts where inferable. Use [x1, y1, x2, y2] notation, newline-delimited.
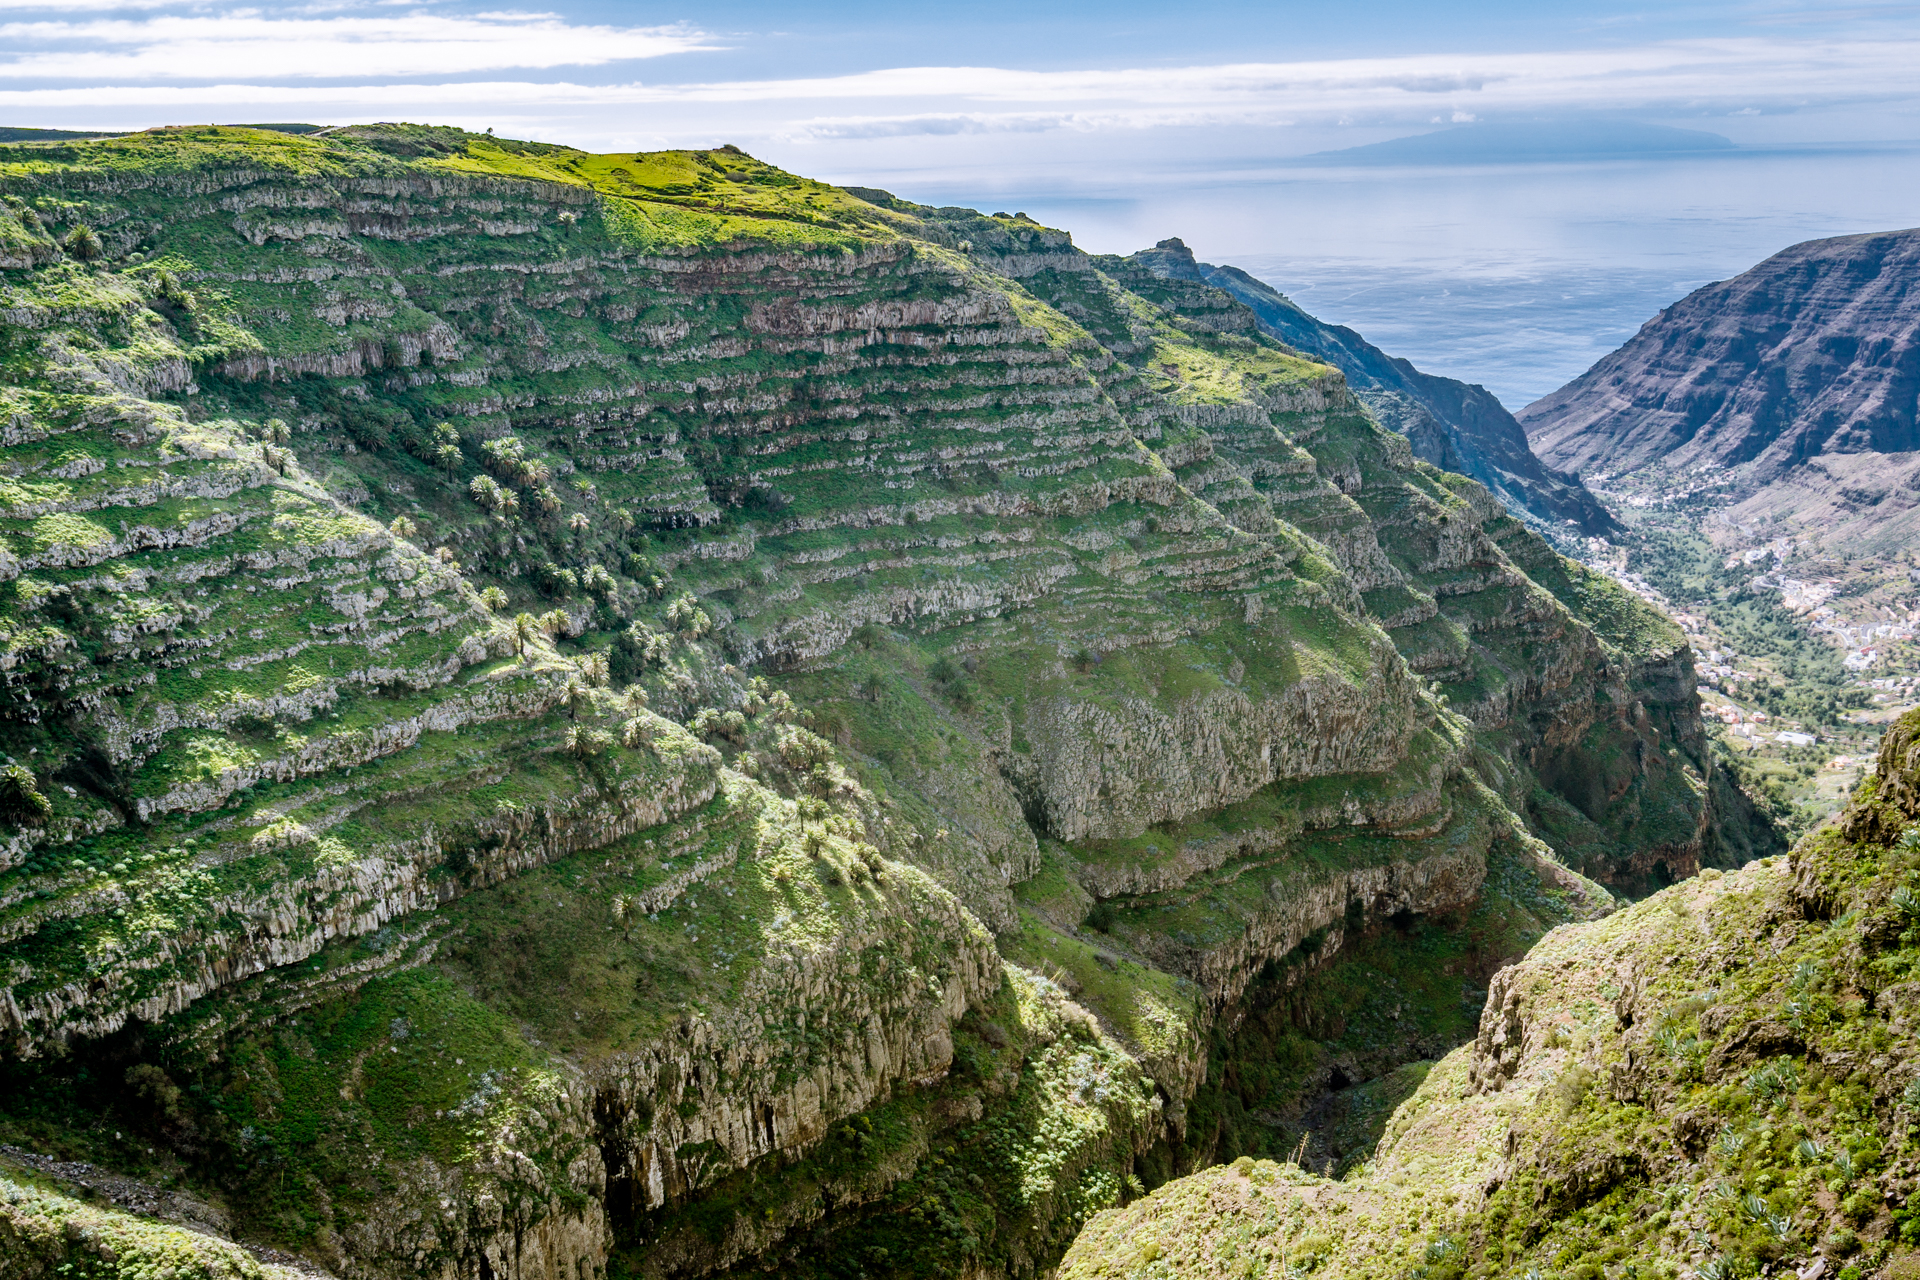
[6, 0, 1917, 158]
[7, 0, 1918, 403]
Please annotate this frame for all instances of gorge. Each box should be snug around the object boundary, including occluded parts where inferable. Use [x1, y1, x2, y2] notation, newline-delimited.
[0, 123, 1779, 1280]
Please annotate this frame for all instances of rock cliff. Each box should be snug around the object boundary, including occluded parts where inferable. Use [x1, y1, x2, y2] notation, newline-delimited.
[1117, 240, 1616, 536]
[1061, 707, 1920, 1280]
[0, 124, 1771, 1280]
[1522, 226, 1920, 554]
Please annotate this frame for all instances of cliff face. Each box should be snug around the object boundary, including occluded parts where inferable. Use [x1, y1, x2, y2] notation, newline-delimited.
[0, 124, 1769, 1280]
[1120, 242, 1617, 535]
[1060, 706, 1920, 1280]
[1522, 226, 1920, 553]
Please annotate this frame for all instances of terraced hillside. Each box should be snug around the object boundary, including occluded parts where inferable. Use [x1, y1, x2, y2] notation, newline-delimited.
[0, 124, 1770, 1280]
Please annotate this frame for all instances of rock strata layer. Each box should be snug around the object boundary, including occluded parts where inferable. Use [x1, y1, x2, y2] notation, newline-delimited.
[0, 124, 1772, 1280]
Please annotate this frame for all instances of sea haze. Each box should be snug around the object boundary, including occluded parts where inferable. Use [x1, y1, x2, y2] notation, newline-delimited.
[869, 139, 1920, 410]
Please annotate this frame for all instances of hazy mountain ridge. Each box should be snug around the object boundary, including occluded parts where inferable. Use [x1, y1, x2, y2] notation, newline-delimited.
[1522, 225, 1920, 554]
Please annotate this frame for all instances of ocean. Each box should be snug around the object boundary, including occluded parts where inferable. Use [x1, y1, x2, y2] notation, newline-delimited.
[876, 142, 1920, 411]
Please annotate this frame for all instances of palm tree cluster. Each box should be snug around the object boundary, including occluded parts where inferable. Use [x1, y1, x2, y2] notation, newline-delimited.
[468, 474, 521, 521]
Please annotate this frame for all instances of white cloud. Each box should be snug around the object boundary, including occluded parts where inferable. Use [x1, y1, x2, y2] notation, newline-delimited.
[629, 40, 1920, 117]
[0, 12, 716, 80]
[0, 34, 1914, 149]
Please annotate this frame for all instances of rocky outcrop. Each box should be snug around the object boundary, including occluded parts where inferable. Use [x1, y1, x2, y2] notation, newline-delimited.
[1059, 707, 1920, 1280]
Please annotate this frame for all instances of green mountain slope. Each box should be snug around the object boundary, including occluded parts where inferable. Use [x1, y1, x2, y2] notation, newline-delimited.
[0, 123, 1773, 1280]
[1062, 706, 1920, 1280]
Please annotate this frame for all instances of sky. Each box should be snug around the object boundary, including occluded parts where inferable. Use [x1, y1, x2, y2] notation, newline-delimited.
[6, 0, 1919, 405]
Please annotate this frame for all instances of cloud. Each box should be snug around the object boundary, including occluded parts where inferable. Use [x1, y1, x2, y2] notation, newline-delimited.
[0, 33, 1914, 148]
[620, 40, 1920, 117]
[0, 12, 716, 80]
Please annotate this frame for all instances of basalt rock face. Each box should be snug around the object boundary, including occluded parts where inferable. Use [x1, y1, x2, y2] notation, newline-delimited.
[1522, 226, 1920, 552]
[1121, 241, 1616, 535]
[0, 125, 1767, 1280]
[1059, 706, 1920, 1280]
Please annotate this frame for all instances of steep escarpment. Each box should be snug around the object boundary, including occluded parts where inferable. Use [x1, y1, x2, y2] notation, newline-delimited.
[1522, 226, 1920, 554]
[1117, 240, 1616, 536]
[1062, 706, 1920, 1280]
[0, 124, 1768, 1280]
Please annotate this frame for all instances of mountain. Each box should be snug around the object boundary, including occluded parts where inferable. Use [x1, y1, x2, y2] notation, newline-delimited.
[0, 124, 1772, 1280]
[1130, 242, 1616, 534]
[1299, 119, 1736, 166]
[1060, 705, 1920, 1280]
[0, 126, 119, 143]
[1521, 226, 1920, 553]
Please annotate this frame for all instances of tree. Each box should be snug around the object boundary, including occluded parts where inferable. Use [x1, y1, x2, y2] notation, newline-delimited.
[569, 511, 591, 536]
[479, 585, 509, 612]
[469, 474, 505, 511]
[612, 894, 636, 938]
[563, 677, 591, 721]
[666, 592, 711, 637]
[63, 224, 102, 261]
[581, 651, 610, 687]
[388, 515, 418, 540]
[0, 765, 52, 828]
[512, 611, 541, 659]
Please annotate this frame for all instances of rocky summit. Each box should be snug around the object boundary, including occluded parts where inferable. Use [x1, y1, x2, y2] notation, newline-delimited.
[1521, 226, 1920, 555]
[0, 124, 1773, 1280]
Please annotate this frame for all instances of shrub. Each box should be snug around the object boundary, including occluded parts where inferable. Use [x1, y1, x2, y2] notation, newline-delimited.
[1553, 1063, 1597, 1114]
[0, 765, 52, 827]
[1840, 1187, 1880, 1223]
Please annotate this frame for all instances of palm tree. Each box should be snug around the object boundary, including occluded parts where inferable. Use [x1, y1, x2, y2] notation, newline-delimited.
[63, 224, 102, 261]
[612, 894, 636, 938]
[568, 511, 591, 536]
[512, 611, 540, 660]
[563, 678, 591, 721]
[0, 764, 52, 827]
[581, 652, 610, 687]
